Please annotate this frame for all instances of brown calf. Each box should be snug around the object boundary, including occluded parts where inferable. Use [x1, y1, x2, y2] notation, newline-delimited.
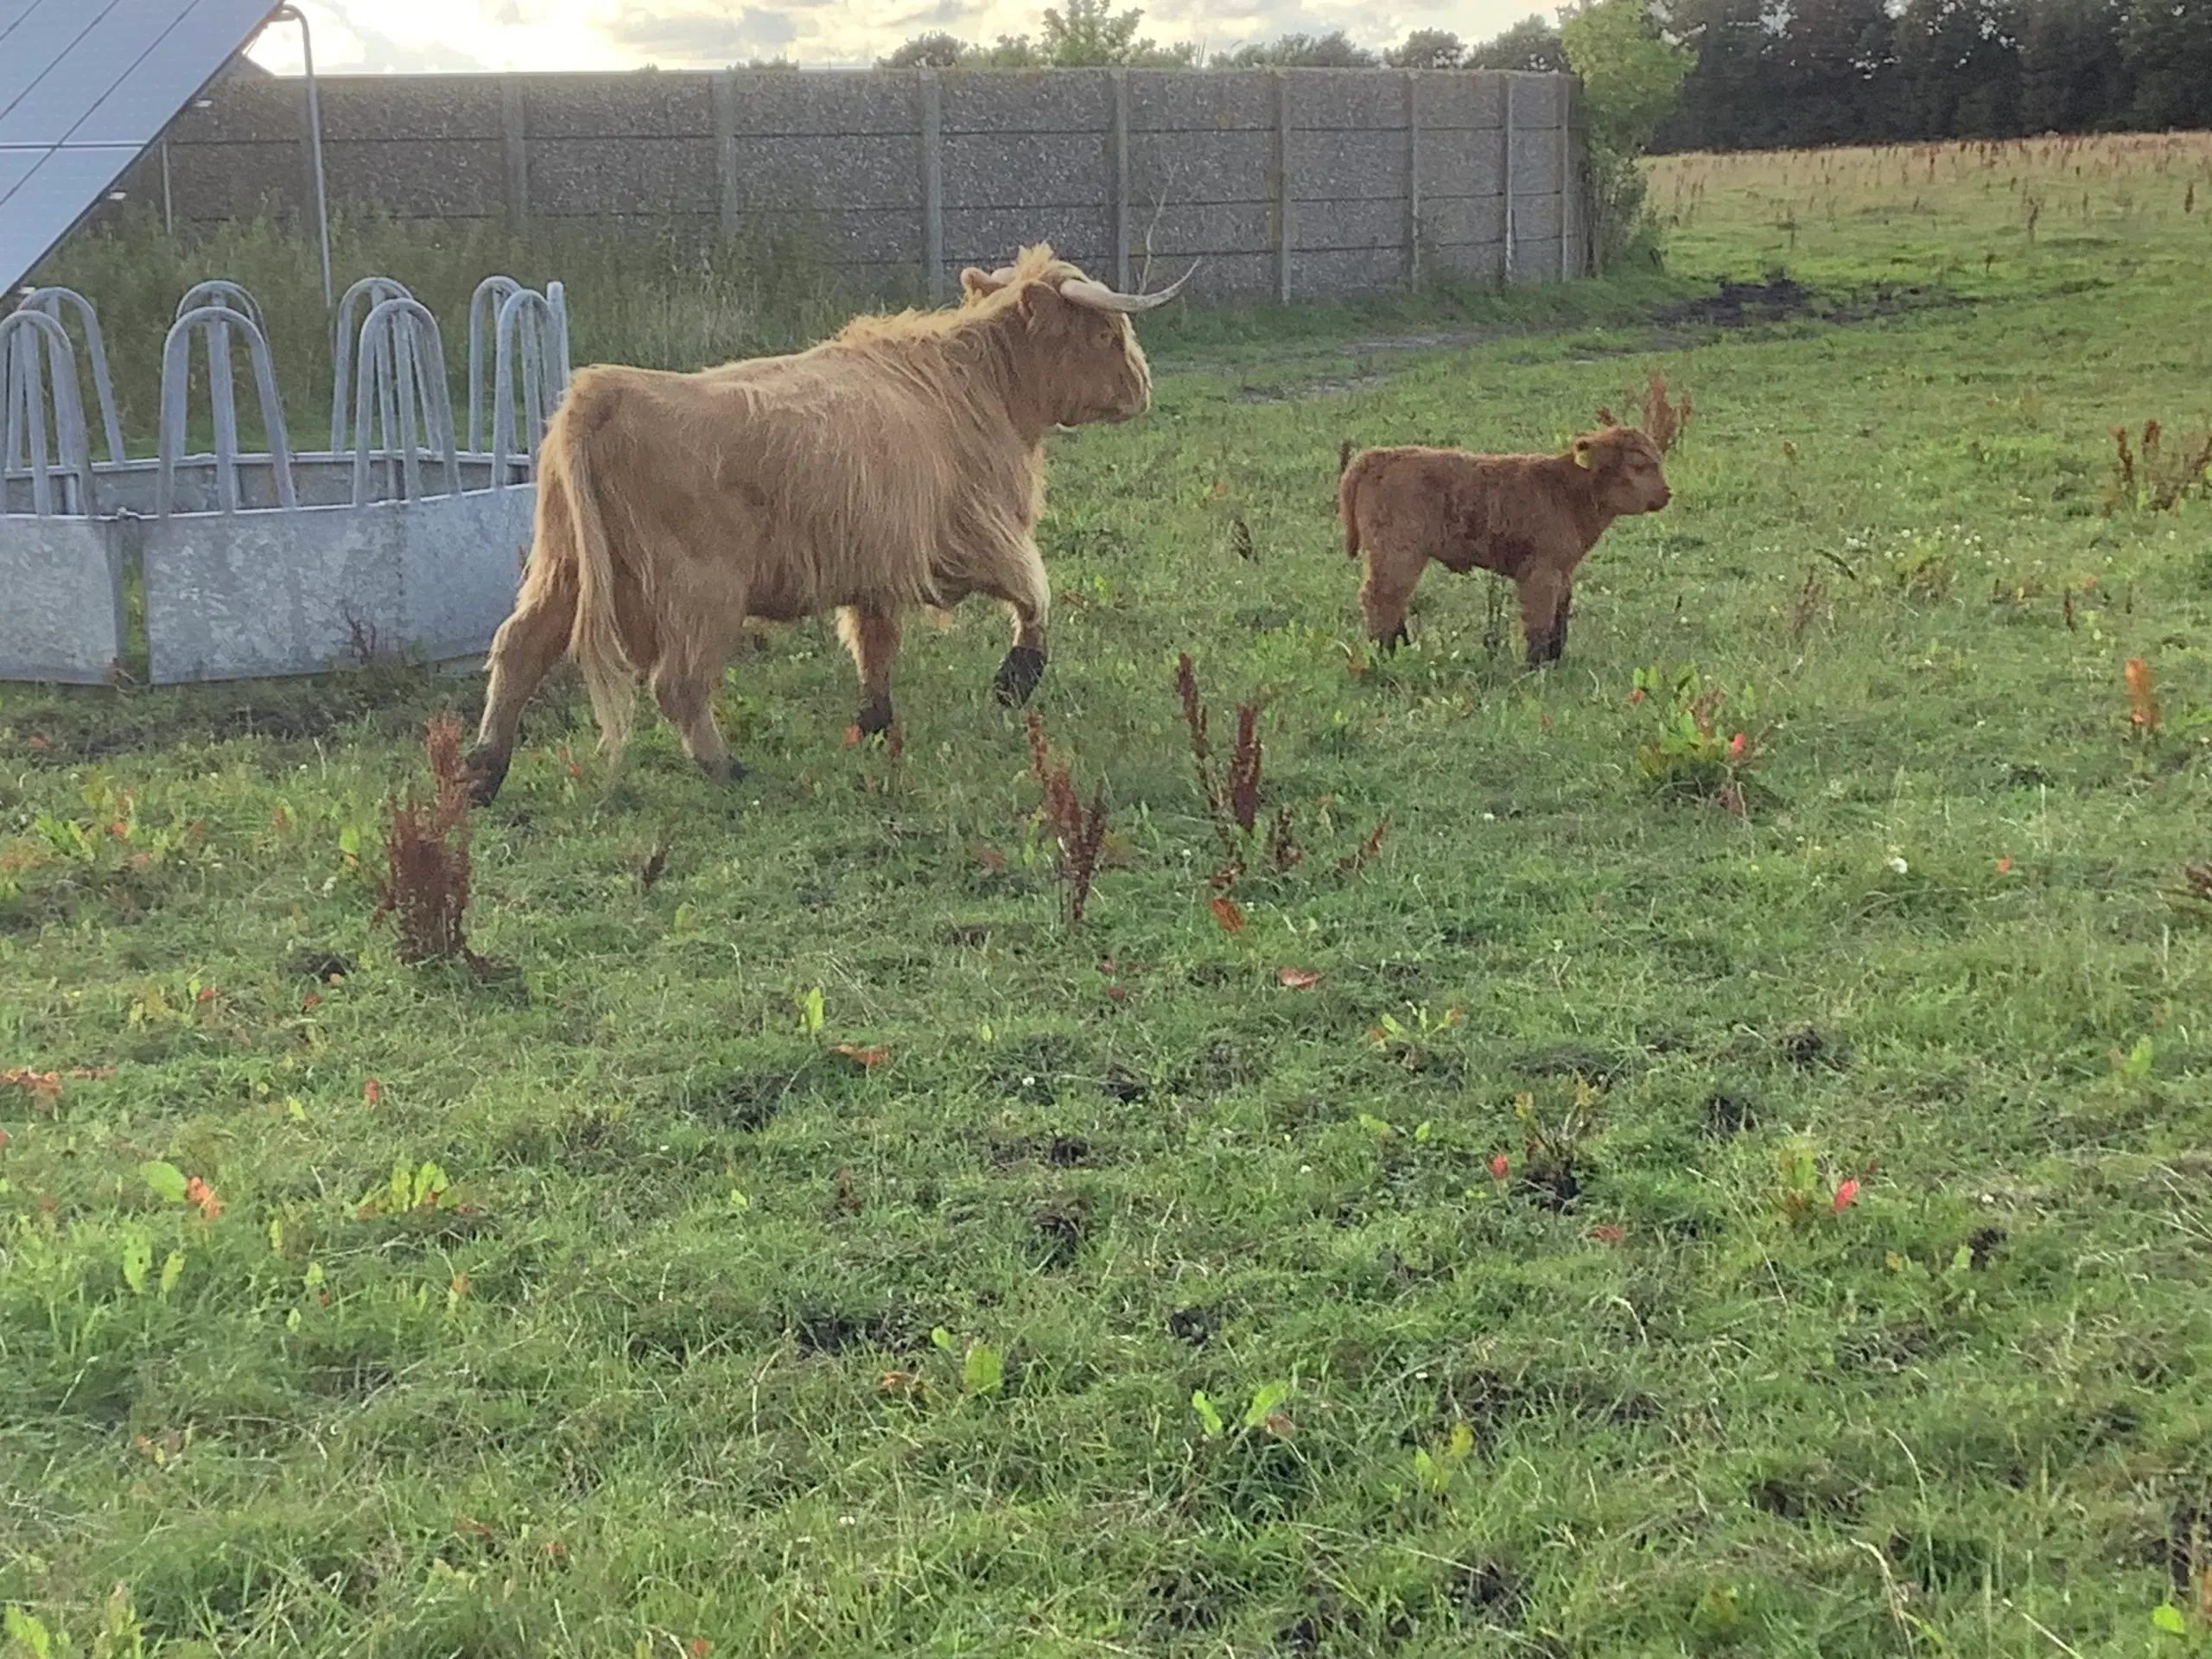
[1338, 425, 1671, 667]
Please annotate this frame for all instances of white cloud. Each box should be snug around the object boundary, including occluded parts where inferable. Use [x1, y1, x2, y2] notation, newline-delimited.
[247, 0, 1553, 72]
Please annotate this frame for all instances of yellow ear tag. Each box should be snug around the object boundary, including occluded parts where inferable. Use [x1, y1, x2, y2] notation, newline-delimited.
[1573, 447, 1592, 469]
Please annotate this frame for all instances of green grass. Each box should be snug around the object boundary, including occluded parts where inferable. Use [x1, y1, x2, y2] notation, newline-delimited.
[4, 134, 2212, 1656]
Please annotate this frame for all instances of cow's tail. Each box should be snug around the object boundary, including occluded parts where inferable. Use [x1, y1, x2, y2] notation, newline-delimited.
[550, 386, 636, 760]
[1338, 448, 1378, 558]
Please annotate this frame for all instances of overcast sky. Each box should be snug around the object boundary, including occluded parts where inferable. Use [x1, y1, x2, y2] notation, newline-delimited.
[245, 0, 1550, 73]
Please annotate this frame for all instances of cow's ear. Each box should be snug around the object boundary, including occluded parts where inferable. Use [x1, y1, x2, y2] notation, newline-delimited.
[1572, 436, 1594, 469]
[961, 267, 998, 300]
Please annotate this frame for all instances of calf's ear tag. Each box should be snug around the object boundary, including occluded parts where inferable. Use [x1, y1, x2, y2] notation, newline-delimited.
[1573, 444, 1593, 469]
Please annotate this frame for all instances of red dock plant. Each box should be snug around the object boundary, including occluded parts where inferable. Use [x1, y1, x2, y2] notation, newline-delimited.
[1025, 714, 1109, 925]
[1175, 652, 1382, 889]
[374, 716, 482, 967]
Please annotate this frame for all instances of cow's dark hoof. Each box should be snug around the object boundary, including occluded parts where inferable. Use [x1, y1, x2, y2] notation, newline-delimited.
[1376, 623, 1409, 655]
[462, 747, 510, 806]
[855, 695, 895, 738]
[993, 645, 1046, 708]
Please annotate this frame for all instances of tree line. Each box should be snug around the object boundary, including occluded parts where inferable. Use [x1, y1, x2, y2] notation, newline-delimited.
[880, 0, 2211, 147]
[1654, 0, 2209, 149]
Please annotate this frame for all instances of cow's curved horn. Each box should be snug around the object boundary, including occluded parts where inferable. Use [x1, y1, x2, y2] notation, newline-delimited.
[1058, 261, 1199, 314]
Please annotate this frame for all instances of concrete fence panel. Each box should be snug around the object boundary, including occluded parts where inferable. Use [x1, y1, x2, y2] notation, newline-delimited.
[127, 67, 1588, 303]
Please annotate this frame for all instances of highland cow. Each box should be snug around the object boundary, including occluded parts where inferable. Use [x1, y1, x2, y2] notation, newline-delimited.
[463, 245, 1192, 804]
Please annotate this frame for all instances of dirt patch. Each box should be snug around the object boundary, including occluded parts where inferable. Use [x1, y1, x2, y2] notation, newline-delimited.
[1782, 1025, 1850, 1071]
[4, 667, 493, 764]
[1457, 1560, 1528, 1626]
[789, 1306, 910, 1356]
[677, 1069, 815, 1133]
[1030, 1198, 1086, 1268]
[1100, 1065, 1148, 1104]
[1704, 1091, 1758, 1135]
[1513, 1044, 1633, 1086]
[990, 1132, 1096, 1168]
[1656, 275, 1972, 331]
[1166, 1305, 1216, 1346]
[1657, 275, 1815, 326]
[1237, 372, 1391, 404]
[284, 949, 355, 982]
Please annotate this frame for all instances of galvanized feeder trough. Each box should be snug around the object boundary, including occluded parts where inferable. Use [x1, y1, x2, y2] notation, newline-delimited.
[0, 273, 568, 685]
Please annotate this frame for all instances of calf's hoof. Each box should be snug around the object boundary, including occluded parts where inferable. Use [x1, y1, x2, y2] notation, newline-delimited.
[992, 645, 1046, 708]
[855, 695, 895, 739]
[1375, 623, 1409, 655]
[462, 747, 510, 807]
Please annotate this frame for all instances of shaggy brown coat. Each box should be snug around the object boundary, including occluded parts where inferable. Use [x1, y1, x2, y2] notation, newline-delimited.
[1338, 425, 1672, 666]
[464, 245, 1182, 804]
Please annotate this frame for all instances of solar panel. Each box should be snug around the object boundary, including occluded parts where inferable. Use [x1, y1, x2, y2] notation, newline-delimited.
[0, 0, 283, 293]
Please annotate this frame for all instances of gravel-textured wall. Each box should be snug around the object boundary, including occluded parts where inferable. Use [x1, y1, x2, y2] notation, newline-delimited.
[129, 67, 1588, 300]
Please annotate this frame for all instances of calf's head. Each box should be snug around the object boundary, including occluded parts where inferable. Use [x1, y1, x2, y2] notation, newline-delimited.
[1572, 425, 1672, 517]
[961, 245, 1195, 429]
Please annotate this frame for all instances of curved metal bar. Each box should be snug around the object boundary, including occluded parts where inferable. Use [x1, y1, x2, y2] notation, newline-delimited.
[0, 310, 95, 518]
[18, 286, 125, 465]
[467, 274, 522, 453]
[175, 280, 265, 335]
[265, 5, 334, 309]
[490, 287, 566, 486]
[548, 280, 572, 386]
[351, 297, 461, 508]
[329, 275, 411, 450]
[157, 305, 298, 518]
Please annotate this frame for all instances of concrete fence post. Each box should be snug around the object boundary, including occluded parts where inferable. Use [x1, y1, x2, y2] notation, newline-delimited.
[918, 69, 945, 304]
[1271, 69, 1292, 304]
[713, 70, 741, 242]
[1564, 73, 1588, 276]
[1109, 68, 1131, 292]
[1403, 71, 1421, 290]
[1500, 73, 1516, 285]
[500, 75, 529, 230]
[1557, 77, 1572, 282]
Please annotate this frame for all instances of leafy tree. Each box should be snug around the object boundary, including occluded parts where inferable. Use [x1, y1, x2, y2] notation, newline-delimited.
[1385, 29, 1468, 68]
[2018, 0, 2128, 130]
[1560, 0, 1694, 266]
[973, 35, 1043, 67]
[1765, 0, 1894, 144]
[1468, 16, 1569, 71]
[1893, 0, 2024, 137]
[2120, 0, 2212, 128]
[880, 32, 967, 68]
[1650, 0, 1772, 148]
[1039, 0, 1196, 66]
[1219, 30, 1378, 67]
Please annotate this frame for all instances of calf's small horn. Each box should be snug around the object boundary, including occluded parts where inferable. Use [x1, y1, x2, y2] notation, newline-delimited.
[1058, 260, 1200, 314]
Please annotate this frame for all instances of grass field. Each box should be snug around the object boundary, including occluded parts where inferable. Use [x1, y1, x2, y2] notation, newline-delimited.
[4, 133, 2212, 1657]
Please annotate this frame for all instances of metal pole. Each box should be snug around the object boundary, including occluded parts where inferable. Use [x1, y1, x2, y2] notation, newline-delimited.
[270, 5, 333, 310]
